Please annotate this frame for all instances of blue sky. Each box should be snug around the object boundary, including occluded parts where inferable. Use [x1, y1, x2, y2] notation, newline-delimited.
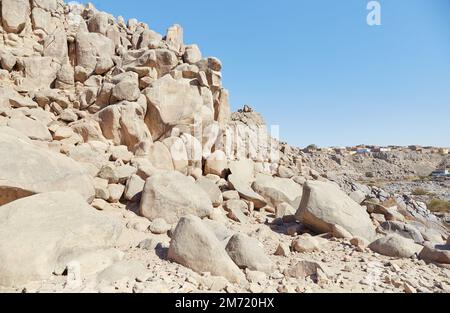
[84, 0, 450, 148]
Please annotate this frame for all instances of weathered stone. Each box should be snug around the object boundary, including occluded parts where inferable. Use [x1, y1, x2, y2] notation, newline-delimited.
[284, 260, 325, 279]
[419, 243, 450, 264]
[57, 248, 124, 278]
[53, 126, 74, 140]
[222, 190, 240, 201]
[1, 0, 31, 33]
[228, 174, 266, 209]
[43, 27, 68, 63]
[208, 57, 222, 72]
[97, 102, 151, 151]
[97, 261, 147, 284]
[165, 24, 183, 52]
[146, 141, 175, 171]
[88, 13, 109, 35]
[224, 200, 249, 224]
[107, 184, 125, 203]
[20, 57, 59, 91]
[214, 88, 232, 129]
[9, 95, 39, 109]
[275, 202, 296, 219]
[291, 234, 323, 253]
[94, 177, 109, 200]
[111, 72, 140, 103]
[295, 181, 376, 241]
[0, 192, 121, 287]
[76, 31, 114, 78]
[331, 224, 353, 239]
[0, 52, 17, 72]
[380, 221, 424, 244]
[252, 174, 302, 209]
[274, 243, 291, 257]
[350, 237, 369, 251]
[204, 150, 228, 177]
[124, 174, 145, 202]
[183, 44, 202, 64]
[369, 234, 422, 258]
[155, 49, 178, 77]
[162, 136, 188, 174]
[0, 132, 94, 205]
[139, 171, 213, 224]
[110, 145, 133, 163]
[149, 218, 171, 235]
[225, 233, 273, 274]
[196, 177, 223, 207]
[349, 190, 366, 204]
[144, 75, 206, 140]
[168, 215, 244, 283]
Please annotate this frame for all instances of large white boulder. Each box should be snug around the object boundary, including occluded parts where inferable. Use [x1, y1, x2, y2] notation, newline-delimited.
[7, 117, 52, 141]
[168, 215, 245, 283]
[295, 180, 376, 241]
[369, 234, 422, 258]
[225, 233, 273, 274]
[1, 0, 31, 33]
[139, 171, 213, 224]
[75, 31, 114, 78]
[144, 75, 208, 140]
[0, 192, 122, 287]
[0, 131, 95, 205]
[97, 102, 152, 151]
[252, 173, 303, 209]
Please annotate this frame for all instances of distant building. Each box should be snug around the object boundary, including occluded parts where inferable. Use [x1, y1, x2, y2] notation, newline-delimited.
[439, 148, 449, 155]
[356, 148, 371, 154]
[372, 147, 391, 153]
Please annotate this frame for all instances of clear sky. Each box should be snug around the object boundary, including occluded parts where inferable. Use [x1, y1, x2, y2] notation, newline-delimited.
[82, 0, 450, 148]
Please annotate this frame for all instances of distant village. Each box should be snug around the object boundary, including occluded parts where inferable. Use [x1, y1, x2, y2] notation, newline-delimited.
[302, 144, 449, 155]
[302, 144, 450, 178]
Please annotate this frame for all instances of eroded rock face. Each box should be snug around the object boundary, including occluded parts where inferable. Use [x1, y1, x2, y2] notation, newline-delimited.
[168, 215, 245, 283]
[139, 171, 213, 224]
[97, 102, 152, 151]
[0, 192, 122, 287]
[295, 180, 376, 241]
[1, 0, 31, 33]
[20, 57, 60, 91]
[75, 31, 114, 78]
[144, 75, 208, 140]
[0, 132, 95, 205]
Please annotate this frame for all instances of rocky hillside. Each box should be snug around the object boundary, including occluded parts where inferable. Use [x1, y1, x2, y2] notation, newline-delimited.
[0, 1, 449, 293]
[303, 149, 447, 181]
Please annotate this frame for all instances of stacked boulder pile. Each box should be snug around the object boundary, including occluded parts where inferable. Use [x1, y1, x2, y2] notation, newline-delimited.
[0, 1, 449, 293]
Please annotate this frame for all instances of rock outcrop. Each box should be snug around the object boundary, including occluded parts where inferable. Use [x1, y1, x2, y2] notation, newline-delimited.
[0, 0, 448, 294]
